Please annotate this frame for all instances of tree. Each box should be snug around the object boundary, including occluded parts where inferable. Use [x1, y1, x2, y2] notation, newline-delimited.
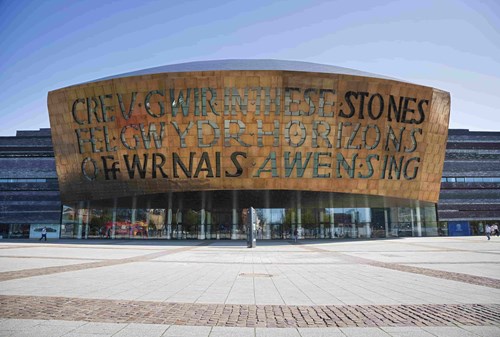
[89, 215, 110, 236]
[284, 209, 294, 226]
[302, 208, 316, 225]
[184, 209, 199, 226]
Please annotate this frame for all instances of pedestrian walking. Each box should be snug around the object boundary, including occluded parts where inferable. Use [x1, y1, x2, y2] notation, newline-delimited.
[492, 223, 499, 237]
[293, 228, 298, 243]
[39, 227, 47, 241]
[485, 224, 491, 240]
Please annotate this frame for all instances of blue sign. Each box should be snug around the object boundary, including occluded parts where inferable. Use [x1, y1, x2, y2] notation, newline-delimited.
[448, 221, 471, 236]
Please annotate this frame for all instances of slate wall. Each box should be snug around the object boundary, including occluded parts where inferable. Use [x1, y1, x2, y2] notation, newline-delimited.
[438, 129, 500, 221]
[0, 129, 61, 225]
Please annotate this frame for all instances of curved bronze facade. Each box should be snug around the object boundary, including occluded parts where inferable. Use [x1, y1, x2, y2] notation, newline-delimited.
[47, 61, 450, 206]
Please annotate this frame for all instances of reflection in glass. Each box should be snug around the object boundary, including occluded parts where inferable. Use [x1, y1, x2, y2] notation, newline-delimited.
[65, 190, 438, 240]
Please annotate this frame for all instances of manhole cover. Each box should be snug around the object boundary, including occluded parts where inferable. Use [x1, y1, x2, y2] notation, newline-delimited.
[239, 273, 274, 278]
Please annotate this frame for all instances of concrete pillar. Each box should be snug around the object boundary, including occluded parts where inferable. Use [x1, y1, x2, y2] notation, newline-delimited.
[296, 191, 302, 239]
[166, 192, 172, 239]
[199, 209, 206, 240]
[167, 209, 172, 239]
[130, 197, 137, 239]
[231, 208, 238, 239]
[146, 200, 151, 238]
[384, 209, 389, 238]
[175, 205, 182, 240]
[328, 194, 335, 239]
[176, 197, 183, 239]
[111, 208, 117, 239]
[365, 222, 371, 238]
[206, 211, 212, 240]
[231, 190, 238, 240]
[84, 201, 91, 239]
[111, 198, 117, 239]
[176, 210, 183, 239]
[206, 193, 212, 240]
[410, 208, 415, 237]
[415, 207, 422, 237]
[290, 209, 296, 239]
[362, 208, 371, 238]
[264, 190, 271, 239]
[199, 192, 206, 240]
[319, 210, 325, 239]
[77, 201, 84, 239]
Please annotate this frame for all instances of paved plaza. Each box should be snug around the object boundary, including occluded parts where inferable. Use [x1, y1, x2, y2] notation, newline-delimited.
[0, 237, 499, 336]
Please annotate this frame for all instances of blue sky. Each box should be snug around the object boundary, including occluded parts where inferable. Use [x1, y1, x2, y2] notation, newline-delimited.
[1, 0, 499, 136]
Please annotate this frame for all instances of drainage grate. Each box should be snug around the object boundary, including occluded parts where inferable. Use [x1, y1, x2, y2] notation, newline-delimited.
[239, 273, 273, 278]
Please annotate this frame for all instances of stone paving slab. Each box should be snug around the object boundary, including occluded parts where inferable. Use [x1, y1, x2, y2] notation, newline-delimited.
[2, 259, 498, 305]
[0, 237, 499, 336]
[0, 257, 101, 273]
[1, 319, 500, 337]
[299, 244, 500, 289]
[0, 242, 210, 282]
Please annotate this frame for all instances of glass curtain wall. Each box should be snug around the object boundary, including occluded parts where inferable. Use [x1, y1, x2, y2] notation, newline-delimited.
[64, 191, 438, 240]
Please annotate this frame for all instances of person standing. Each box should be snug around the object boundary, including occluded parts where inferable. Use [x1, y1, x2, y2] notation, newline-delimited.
[293, 228, 298, 243]
[485, 224, 492, 241]
[39, 227, 47, 241]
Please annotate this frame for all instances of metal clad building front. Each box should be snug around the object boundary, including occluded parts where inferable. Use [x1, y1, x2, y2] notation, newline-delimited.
[0, 129, 61, 239]
[46, 60, 451, 240]
[438, 129, 500, 236]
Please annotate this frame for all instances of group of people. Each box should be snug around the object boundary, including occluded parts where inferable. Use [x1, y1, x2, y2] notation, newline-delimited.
[485, 223, 499, 240]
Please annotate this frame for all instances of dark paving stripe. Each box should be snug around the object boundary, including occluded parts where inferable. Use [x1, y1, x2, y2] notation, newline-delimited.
[0, 295, 499, 328]
[0, 242, 212, 282]
[385, 240, 500, 256]
[0, 245, 42, 250]
[397, 261, 500, 265]
[366, 261, 500, 289]
[301, 245, 500, 289]
[0, 255, 100, 261]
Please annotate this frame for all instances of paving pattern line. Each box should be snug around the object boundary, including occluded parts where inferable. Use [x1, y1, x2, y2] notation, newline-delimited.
[299, 245, 500, 289]
[384, 239, 500, 256]
[0, 242, 212, 282]
[0, 245, 39, 250]
[0, 255, 100, 261]
[0, 295, 499, 328]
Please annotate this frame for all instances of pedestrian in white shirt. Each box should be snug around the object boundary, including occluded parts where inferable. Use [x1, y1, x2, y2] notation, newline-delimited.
[492, 223, 499, 237]
[485, 224, 491, 241]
